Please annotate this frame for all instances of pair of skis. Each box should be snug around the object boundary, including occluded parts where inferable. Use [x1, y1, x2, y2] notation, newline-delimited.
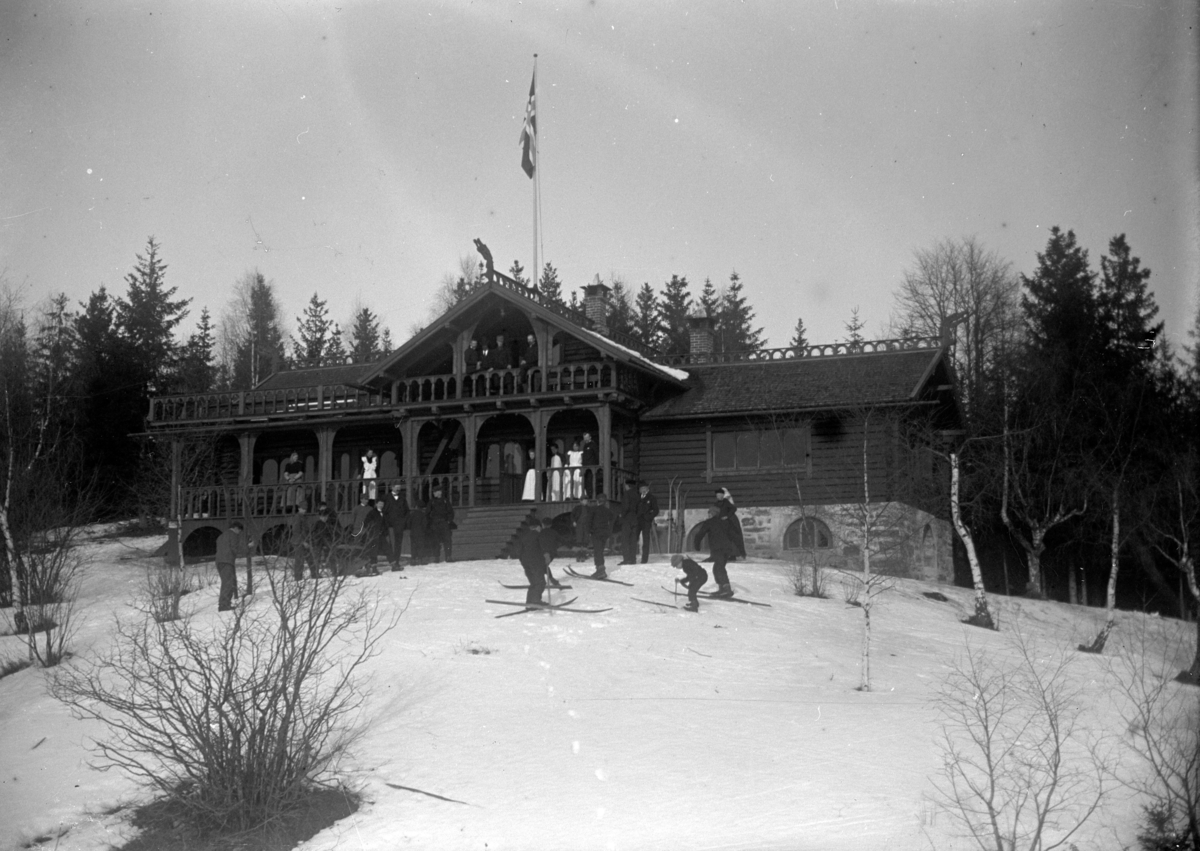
[486, 596, 612, 618]
[655, 585, 771, 607]
[564, 566, 634, 586]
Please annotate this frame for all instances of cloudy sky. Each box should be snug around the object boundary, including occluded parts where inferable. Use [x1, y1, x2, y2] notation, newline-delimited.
[1, 0, 1196, 353]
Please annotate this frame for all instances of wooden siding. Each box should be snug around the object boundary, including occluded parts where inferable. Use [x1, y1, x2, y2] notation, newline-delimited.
[637, 413, 945, 515]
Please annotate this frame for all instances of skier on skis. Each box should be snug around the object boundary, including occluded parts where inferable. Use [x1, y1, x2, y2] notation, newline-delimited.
[671, 553, 708, 612]
[693, 506, 736, 597]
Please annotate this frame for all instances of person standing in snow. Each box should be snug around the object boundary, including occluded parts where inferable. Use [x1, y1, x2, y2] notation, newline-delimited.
[671, 553, 708, 612]
[618, 477, 640, 565]
[713, 487, 747, 560]
[516, 517, 549, 606]
[634, 481, 659, 564]
[215, 521, 253, 611]
[585, 496, 616, 579]
[427, 486, 455, 563]
[693, 506, 736, 598]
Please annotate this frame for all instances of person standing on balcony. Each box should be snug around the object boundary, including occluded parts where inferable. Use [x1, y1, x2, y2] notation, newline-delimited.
[548, 445, 564, 502]
[465, 338, 482, 373]
[521, 447, 539, 501]
[360, 449, 378, 500]
[580, 432, 599, 497]
[519, 332, 539, 392]
[215, 521, 253, 611]
[487, 333, 515, 395]
[567, 437, 584, 500]
[382, 483, 409, 570]
[427, 485, 455, 563]
[282, 451, 304, 513]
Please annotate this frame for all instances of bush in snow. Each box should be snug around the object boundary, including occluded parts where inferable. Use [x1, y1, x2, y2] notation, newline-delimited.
[931, 629, 1112, 850]
[52, 567, 399, 834]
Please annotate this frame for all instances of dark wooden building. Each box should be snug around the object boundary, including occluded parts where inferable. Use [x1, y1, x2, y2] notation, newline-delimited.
[147, 273, 962, 578]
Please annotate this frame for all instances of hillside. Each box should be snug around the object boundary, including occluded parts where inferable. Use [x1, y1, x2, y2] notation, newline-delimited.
[0, 533, 1193, 851]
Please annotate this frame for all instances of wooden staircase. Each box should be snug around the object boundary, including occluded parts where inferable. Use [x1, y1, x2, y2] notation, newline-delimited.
[450, 505, 539, 561]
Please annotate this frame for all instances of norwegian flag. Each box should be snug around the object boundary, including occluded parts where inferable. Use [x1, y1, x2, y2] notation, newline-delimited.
[519, 70, 536, 178]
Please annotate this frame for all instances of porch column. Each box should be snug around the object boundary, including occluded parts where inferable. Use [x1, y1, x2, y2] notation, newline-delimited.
[466, 414, 479, 507]
[237, 432, 259, 487]
[397, 418, 415, 503]
[533, 410, 547, 504]
[597, 405, 612, 500]
[316, 426, 338, 502]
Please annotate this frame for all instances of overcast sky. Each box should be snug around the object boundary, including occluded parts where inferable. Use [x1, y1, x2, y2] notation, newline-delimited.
[1, 0, 1196, 354]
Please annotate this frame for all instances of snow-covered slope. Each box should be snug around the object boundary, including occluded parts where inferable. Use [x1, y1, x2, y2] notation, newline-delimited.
[0, 536, 1191, 851]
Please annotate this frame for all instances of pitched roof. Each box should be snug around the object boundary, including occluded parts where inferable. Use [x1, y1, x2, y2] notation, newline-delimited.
[641, 348, 949, 420]
[254, 362, 378, 392]
[358, 280, 688, 388]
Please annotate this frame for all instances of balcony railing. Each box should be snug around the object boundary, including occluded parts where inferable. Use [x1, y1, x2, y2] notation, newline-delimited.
[659, 336, 942, 366]
[150, 360, 621, 425]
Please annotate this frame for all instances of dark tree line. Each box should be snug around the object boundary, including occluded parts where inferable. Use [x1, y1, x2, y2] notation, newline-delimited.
[894, 231, 1200, 639]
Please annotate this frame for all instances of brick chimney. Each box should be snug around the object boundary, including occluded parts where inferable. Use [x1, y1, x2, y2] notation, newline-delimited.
[688, 311, 715, 362]
[583, 276, 611, 335]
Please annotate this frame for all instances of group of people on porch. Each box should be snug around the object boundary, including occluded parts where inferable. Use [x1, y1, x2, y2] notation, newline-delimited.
[522, 433, 601, 502]
[463, 331, 540, 394]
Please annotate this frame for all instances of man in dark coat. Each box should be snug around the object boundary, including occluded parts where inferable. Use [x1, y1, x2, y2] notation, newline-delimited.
[427, 486, 455, 563]
[516, 517, 548, 606]
[518, 332, 539, 391]
[352, 499, 386, 575]
[215, 521, 253, 611]
[381, 484, 409, 570]
[585, 496, 617, 579]
[634, 481, 659, 564]
[694, 507, 736, 597]
[580, 432, 599, 497]
[618, 478, 640, 564]
[408, 495, 429, 565]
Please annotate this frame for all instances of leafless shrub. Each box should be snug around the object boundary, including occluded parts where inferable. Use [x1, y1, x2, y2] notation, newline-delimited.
[786, 559, 829, 599]
[19, 523, 86, 667]
[931, 630, 1112, 850]
[141, 562, 197, 623]
[51, 568, 400, 834]
[1110, 624, 1200, 849]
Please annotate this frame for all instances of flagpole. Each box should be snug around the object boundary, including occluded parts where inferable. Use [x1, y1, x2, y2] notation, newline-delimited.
[532, 54, 539, 293]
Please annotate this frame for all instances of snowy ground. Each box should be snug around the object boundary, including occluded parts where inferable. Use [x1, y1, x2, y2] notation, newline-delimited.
[0, 533, 1193, 851]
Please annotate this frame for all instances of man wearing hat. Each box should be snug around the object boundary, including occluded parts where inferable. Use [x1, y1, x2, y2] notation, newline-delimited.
[381, 483, 409, 571]
[427, 484, 455, 563]
[618, 477, 641, 565]
[634, 481, 659, 564]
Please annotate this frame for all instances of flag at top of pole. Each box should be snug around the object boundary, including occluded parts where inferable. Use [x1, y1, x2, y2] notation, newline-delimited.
[519, 67, 536, 179]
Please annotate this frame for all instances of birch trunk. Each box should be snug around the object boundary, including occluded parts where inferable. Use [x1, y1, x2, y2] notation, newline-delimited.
[950, 453, 994, 629]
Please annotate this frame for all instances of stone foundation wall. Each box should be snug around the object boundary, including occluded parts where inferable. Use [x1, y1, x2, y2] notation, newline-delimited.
[672, 502, 953, 584]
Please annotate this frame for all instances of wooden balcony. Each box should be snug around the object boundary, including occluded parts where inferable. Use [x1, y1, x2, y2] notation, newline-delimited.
[148, 360, 642, 427]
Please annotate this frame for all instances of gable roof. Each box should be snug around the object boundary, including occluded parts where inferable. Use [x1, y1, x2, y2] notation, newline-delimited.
[641, 347, 953, 420]
[255, 362, 378, 392]
[358, 280, 688, 388]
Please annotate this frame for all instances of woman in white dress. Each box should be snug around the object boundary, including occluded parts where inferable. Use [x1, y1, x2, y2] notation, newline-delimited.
[521, 448, 539, 501]
[548, 447, 564, 502]
[567, 438, 584, 500]
[361, 449, 378, 500]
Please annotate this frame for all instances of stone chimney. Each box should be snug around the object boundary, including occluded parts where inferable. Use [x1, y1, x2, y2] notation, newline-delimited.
[583, 275, 611, 335]
[688, 311, 715, 362]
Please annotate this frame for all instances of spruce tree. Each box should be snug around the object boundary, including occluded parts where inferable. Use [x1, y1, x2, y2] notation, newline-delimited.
[608, 280, 635, 339]
[1097, 234, 1161, 373]
[507, 259, 528, 287]
[118, 236, 190, 388]
[325, 324, 347, 364]
[380, 327, 394, 357]
[539, 263, 564, 305]
[349, 306, 382, 363]
[698, 277, 720, 318]
[790, 317, 809, 351]
[633, 283, 660, 351]
[293, 293, 333, 367]
[658, 274, 693, 357]
[178, 307, 216, 393]
[228, 272, 286, 388]
[716, 271, 764, 353]
[843, 306, 866, 350]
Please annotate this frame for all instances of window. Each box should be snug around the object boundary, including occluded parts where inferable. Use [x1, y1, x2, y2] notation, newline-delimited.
[784, 517, 832, 550]
[711, 427, 809, 472]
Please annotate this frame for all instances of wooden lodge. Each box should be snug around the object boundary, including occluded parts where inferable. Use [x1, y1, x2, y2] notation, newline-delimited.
[147, 272, 963, 578]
